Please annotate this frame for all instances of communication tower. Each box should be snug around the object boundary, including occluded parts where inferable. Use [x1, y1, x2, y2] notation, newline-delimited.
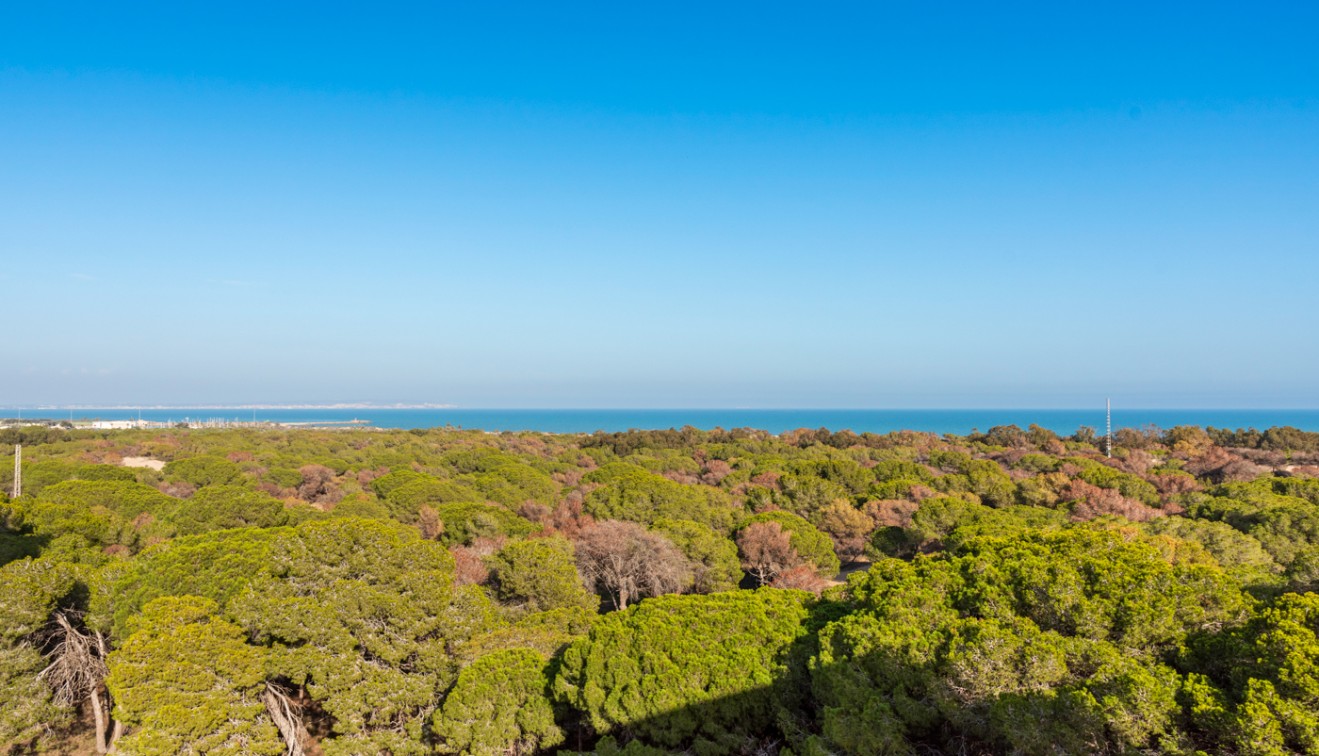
[1105, 399, 1112, 459]
[12, 445, 20, 498]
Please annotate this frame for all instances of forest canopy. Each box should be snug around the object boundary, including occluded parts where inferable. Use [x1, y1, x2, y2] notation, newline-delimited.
[1, 422, 1318, 754]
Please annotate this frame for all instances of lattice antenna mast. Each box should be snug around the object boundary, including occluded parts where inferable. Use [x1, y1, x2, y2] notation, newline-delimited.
[1105, 399, 1112, 459]
[12, 445, 20, 498]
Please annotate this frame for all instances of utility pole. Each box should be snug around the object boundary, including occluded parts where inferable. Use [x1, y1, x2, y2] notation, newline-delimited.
[1105, 398, 1112, 459]
[12, 445, 21, 498]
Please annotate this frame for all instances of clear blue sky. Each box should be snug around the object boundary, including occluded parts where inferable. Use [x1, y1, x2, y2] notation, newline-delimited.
[2, 2, 1316, 408]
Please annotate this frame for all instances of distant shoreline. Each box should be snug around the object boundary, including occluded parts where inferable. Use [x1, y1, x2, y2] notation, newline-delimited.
[7, 403, 457, 411]
[5, 408, 1319, 436]
[5, 405, 1318, 411]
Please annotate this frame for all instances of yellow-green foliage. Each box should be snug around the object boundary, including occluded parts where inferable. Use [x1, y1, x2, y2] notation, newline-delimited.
[1144, 516, 1280, 588]
[5, 459, 136, 499]
[487, 536, 597, 612]
[584, 462, 739, 531]
[811, 529, 1250, 755]
[107, 596, 283, 756]
[97, 527, 284, 637]
[382, 475, 484, 522]
[227, 518, 497, 755]
[556, 589, 812, 751]
[162, 455, 246, 488]
[431, 501, 538, 545]
[433, 648, 564, 755]
[464, 461, 559, 507]
[773, 473, 852, 521]
[0, 558, 79, 743]
[21, 480, 177, 550]
[4, 425, 1319, 755]
[1181, 591, 1319, 754]
[650, 517, 742, 593]
[459, 606, 597, 662]
[874, 497, 1068, 557]
[168, 485, 288, 535]
[1189, 481, 1319, 567]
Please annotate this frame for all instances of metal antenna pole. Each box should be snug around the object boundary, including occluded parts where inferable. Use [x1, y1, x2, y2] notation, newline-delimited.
[12, 445, 21, 498]
[1106, 398, 1112, 458]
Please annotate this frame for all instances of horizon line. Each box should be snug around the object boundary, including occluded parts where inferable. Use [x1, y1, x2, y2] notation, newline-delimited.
[5, 405, 1319, 412]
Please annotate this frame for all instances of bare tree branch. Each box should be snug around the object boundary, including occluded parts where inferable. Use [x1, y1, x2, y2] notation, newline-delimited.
[38, 611, 112, 754]
[262, 681, 308, 756]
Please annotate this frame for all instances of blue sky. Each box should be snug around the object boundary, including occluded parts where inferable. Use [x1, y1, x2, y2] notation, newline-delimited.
[1, 2, 1316, 408]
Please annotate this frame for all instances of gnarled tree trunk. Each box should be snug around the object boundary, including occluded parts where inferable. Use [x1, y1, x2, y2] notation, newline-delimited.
[38, 612, 115, 754]
[262, 681, 308, 756]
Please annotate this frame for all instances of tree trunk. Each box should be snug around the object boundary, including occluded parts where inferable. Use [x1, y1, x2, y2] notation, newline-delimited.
[40, 615, 116, 753]
[89, 688, 108, 754]
[263, 682, 308, 756]
[92, 632, 113, 754]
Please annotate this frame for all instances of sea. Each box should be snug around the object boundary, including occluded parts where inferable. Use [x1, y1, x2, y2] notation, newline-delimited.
[7, 408, 1319, 435]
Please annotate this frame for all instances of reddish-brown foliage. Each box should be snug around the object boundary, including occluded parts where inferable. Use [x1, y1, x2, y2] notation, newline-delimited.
[1150, 473, 1202, 497]
[1185, 447, 1271, 484]
[156, 480, 196, 499]
[700, 459, 732, 486]
[256, 481, 293, 499]
[517, 501, 552, 526]
[772, 564, 828, 593]
[908, 484, 940, 502]
[552, 469, 584, 487]
[736, 521, 801, 587]
[1064, 480, 1162, 523]
[356, 466, 388, 488]
[544, 497, 594, 539]
[450, 547, 491, 587]
[297, 464, 342, 504]
[1115, 449, 1158, 476]
[862, 499, 918, 529]
[662, 470, 700, 485]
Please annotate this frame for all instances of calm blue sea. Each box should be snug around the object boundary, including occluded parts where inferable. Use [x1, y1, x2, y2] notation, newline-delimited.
[7, 408, 1319, 435]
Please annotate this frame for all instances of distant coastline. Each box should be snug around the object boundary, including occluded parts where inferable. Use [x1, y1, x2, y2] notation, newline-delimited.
[15, 403, 457, 411]
[5, 408, 1319, 435]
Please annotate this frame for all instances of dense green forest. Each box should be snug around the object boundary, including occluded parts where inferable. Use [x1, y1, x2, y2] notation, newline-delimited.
[2, 422, 1318, 755]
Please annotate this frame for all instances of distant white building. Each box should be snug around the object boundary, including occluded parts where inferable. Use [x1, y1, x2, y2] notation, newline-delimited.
[90, 420, 141, 430]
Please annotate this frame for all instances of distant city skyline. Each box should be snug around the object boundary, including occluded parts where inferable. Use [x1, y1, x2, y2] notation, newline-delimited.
[2, 2, 1317, 408]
